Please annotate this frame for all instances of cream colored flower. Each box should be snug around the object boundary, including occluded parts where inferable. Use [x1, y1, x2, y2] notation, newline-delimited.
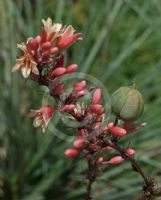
[42, 17, 62, 36]
[28, 106, 54, 133]
[12, 43, 39, 78]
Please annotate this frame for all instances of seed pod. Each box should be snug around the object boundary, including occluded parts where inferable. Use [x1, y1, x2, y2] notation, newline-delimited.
[111, 86, 144, 121]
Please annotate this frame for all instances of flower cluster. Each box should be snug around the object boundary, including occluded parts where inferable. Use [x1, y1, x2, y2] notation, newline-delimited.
[12, 17, 146, 164]
[12, 17, 81, 78]
[13, 18, 156, 200]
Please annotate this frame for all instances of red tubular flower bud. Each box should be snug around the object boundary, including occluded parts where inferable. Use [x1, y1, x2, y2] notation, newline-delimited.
[51, 84, 64, 96]
[109, 126, 126, 137]
[92, 88, 102, 104]
[73, 139, 84, 149]
[61, 104, 75, 112]
[42, 50, 50, 59]
[65, 149, 79, 158]
[42, 42, 51, 50]
[96, 157, 104, 165]
[125, 148, 135, 157]
[108, 156, 124, 165]
[51, 67, 66, 76]
[66, 64, 78, 73]
[41, 28, 47, 43]
[28, 38, 39, 51]
[73, 80, 86, 91]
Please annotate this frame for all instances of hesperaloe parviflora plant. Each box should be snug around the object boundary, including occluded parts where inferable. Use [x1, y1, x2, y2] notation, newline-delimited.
[12, 18, 161, 200]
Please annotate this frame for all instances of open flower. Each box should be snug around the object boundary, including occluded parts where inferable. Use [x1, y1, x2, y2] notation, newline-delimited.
[41, 18, 62, 42]
[42, 17, 62, 35]
[57, 25, 82, 49]
[28, 105, 54, 133]
[12, 43, 39, 78]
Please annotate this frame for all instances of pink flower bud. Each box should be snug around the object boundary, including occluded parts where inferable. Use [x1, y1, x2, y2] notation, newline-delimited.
[96, 157, 104, 165]
[51, 67, 66, 76]
[109, 126, 126, 137]
[103, 146, 114, 150]
[108, 156, 124, 165]
[61, 104, 75, 112]
[92, 88, 102, 104]
[57, 25, 82, 49]
[51, 84, 64, 96]
[50, 47, 58, 54]
[89, 104, 103, 114]
[35, 35, 41, 44]
[77, 90, 87, 97]
[73, 139, 84, 148]
[66, 64, 78, 73]
[125, 148, 135, 157]
[41, 29, 47, 43]
[65, 149, 79, 158]
[73, 80, 86, 91]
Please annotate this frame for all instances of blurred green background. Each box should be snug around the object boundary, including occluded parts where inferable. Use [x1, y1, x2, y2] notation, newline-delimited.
[0, 0, 161, 199]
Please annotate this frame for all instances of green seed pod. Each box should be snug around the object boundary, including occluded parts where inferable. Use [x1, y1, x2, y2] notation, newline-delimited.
[111, 86, 144, 121]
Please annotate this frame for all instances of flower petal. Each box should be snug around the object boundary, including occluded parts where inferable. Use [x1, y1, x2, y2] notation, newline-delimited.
[63, 25, 75, 37]
[21, 66, 31, 78]
[27, 110, 40, 117]
[11, 63, 21, 72]
[31, 63, 39, 75]
[33, 116, 43, 127]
